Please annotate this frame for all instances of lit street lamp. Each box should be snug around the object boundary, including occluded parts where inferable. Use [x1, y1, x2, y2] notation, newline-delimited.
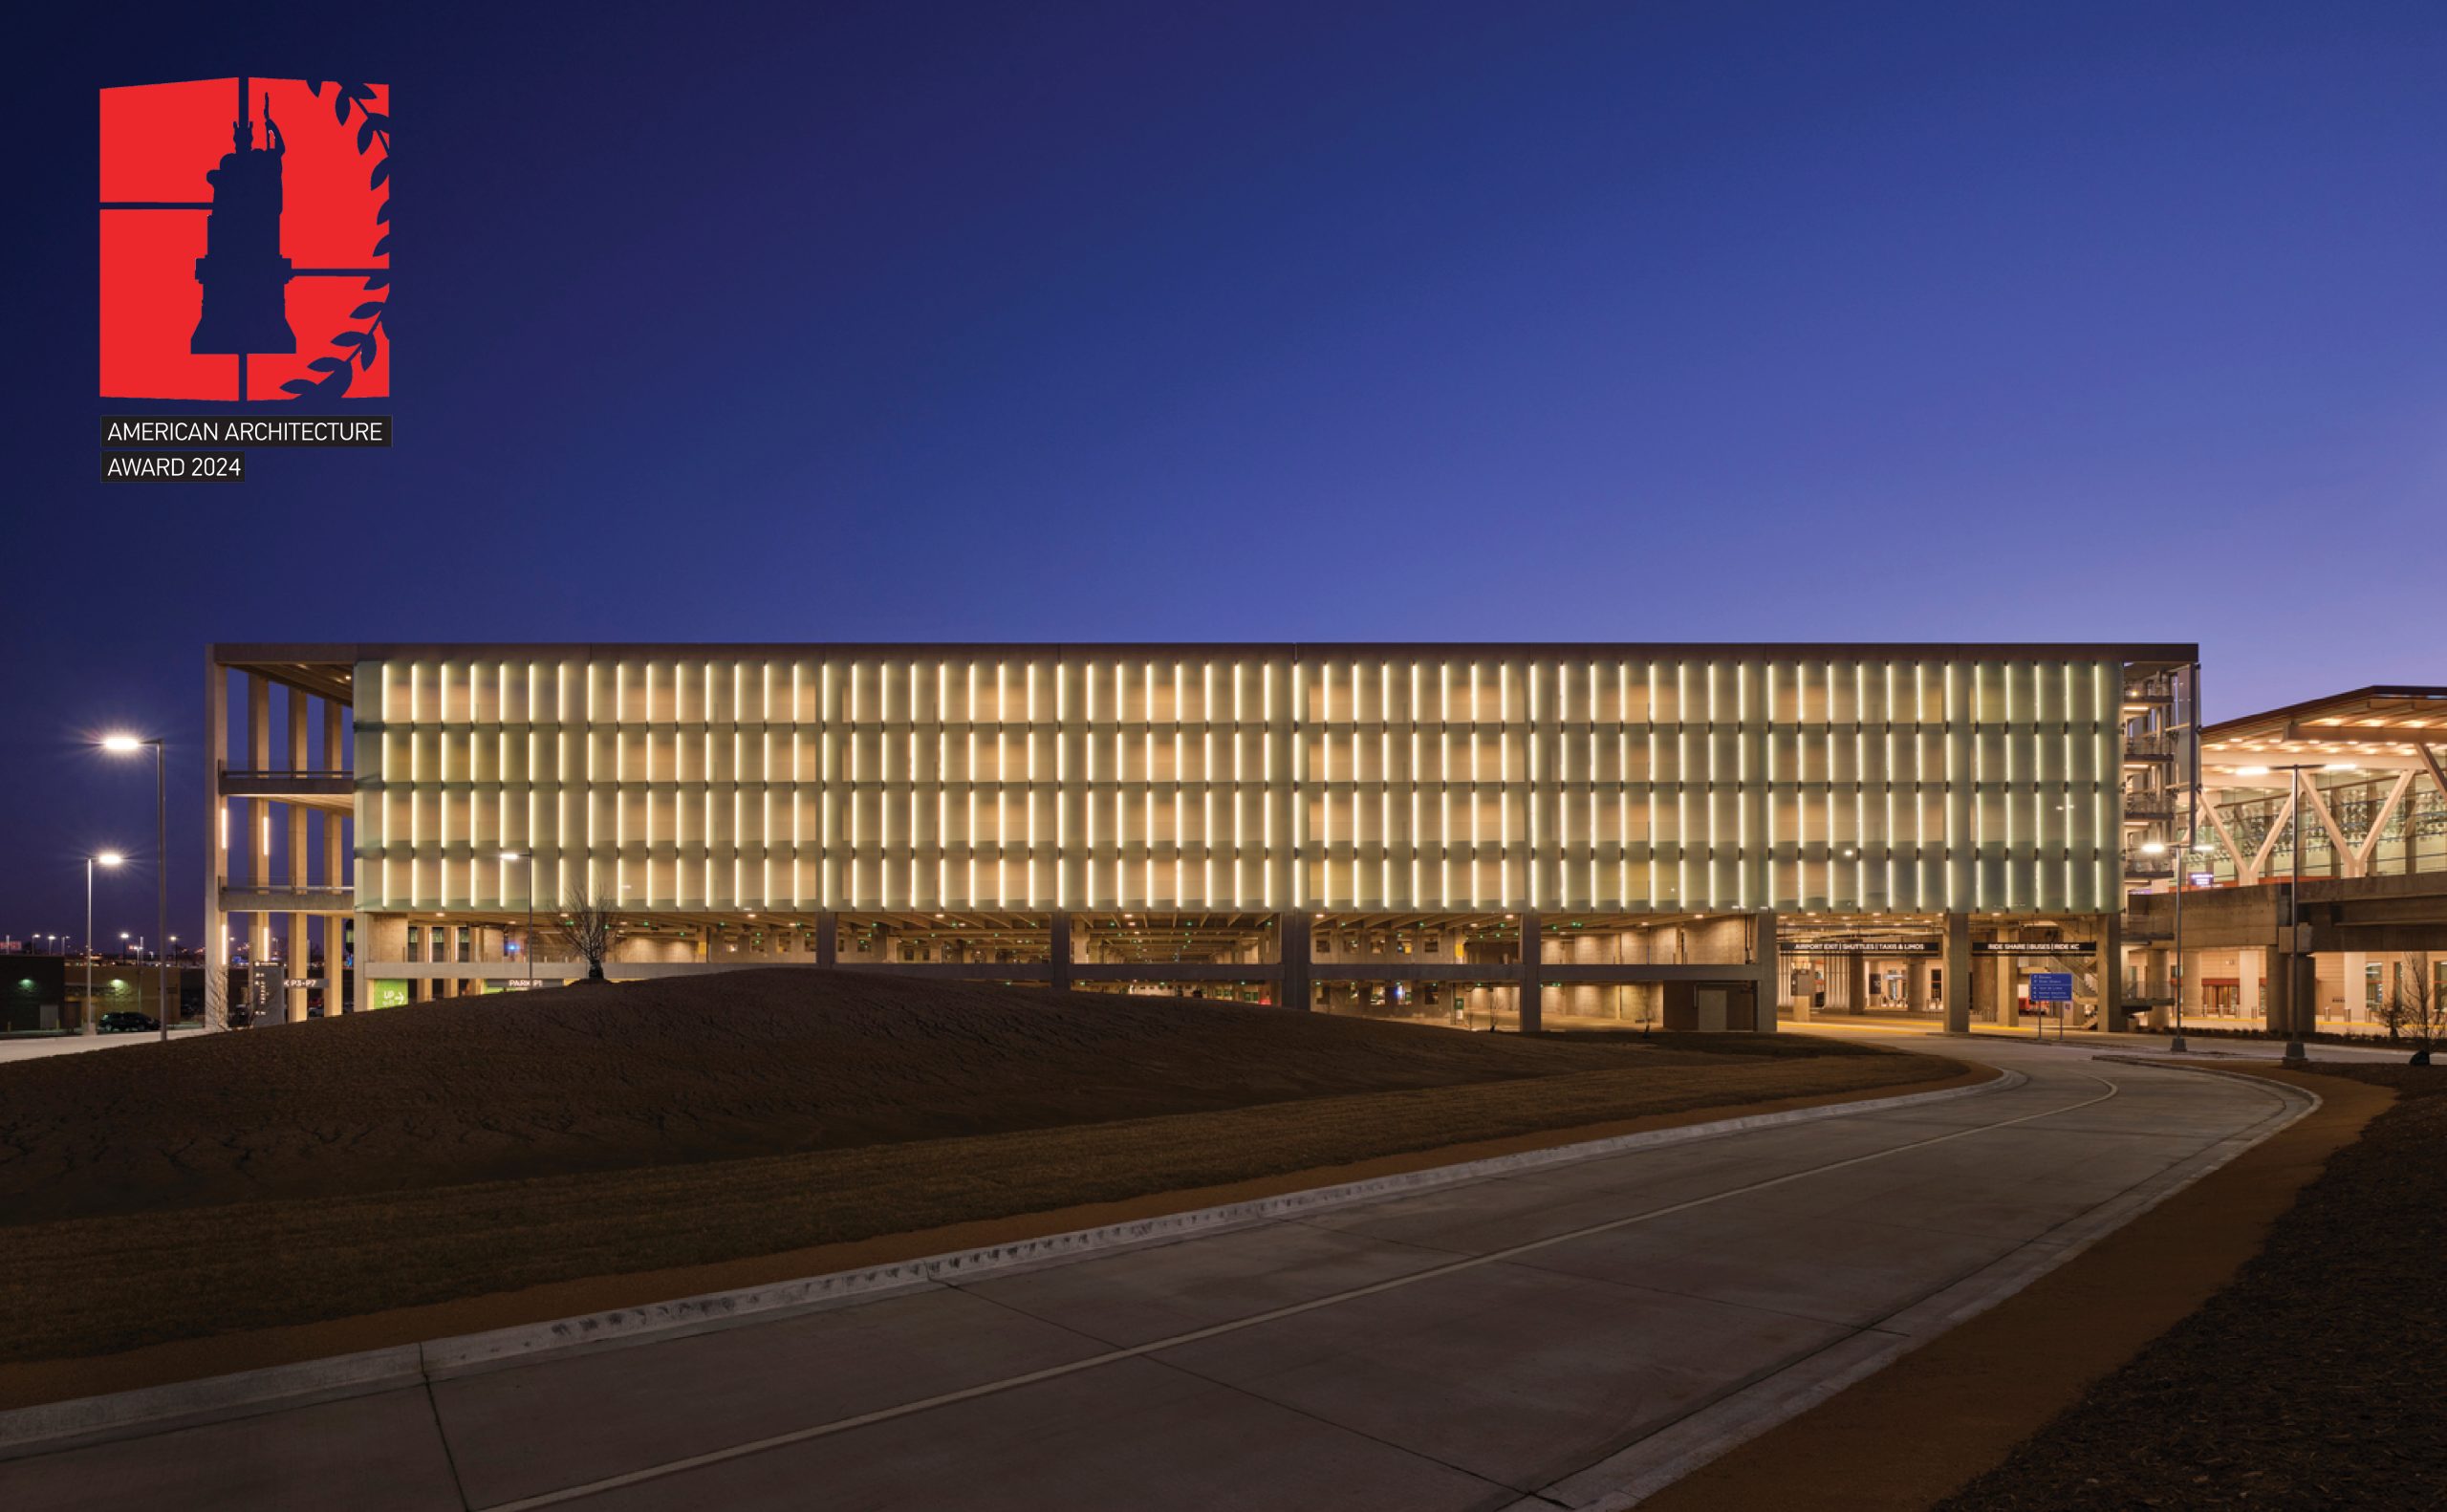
[85, 853, 124, 1036]
[100, 734, 169, 1043]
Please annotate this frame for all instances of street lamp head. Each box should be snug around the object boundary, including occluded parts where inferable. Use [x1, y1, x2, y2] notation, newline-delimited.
[99, 734, 146, 754]
[96, 852, 125, 867]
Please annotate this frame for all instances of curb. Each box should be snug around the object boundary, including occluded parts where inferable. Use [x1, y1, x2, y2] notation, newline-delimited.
[0, 1067, 2015, 1462]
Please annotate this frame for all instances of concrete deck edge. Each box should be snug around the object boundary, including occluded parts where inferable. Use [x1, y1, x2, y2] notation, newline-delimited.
[0, 1066, 2017, 1462]
[1518, 1058, 2319, 1511]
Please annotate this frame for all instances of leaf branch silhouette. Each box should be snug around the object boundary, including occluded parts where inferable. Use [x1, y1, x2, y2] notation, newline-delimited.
[282, 80, 390, 398]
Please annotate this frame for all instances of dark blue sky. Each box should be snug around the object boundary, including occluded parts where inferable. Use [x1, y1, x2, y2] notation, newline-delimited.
[7, 1, 2443, 945]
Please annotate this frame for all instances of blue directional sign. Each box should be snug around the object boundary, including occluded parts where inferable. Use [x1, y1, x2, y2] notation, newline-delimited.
[2029, 972, 2074, 1003]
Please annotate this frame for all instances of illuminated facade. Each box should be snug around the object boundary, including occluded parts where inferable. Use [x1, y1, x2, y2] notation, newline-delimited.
[205, 642, 2197, 1032]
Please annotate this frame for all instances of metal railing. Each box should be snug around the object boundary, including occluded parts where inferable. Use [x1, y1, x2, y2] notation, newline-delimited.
[223, 768, 352, 781]
[220, 884, 355, 902]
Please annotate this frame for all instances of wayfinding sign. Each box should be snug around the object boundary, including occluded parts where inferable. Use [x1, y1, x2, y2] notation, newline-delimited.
[2028, 972, 2074, 1003]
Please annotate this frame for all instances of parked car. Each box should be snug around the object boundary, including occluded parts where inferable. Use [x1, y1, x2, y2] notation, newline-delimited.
[97, 1010, 159, 1032]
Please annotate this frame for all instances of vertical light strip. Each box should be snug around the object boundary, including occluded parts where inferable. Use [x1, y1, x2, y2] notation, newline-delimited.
[1411, 661, 1422, 911]
[1617, 660, 1629, 910]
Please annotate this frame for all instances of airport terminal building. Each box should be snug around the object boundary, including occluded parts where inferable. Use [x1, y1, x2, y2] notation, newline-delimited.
[204, 642, 2198, 1033]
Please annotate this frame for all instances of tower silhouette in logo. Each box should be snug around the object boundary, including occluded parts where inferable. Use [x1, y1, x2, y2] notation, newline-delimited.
[191, 92, 296, 355]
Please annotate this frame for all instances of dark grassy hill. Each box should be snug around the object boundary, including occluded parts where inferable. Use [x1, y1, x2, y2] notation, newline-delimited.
[0, 969, 1692, 1220]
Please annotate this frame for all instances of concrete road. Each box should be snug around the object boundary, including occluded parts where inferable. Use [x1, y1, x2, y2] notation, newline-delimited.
[0, 1032, 191, 1066]
[0, 1041, 2306, 1512]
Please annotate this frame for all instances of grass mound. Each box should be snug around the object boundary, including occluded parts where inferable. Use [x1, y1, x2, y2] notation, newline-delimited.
[0, 969, 1702, 1222]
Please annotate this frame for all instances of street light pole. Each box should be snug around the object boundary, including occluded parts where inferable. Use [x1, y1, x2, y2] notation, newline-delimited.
[153, 738, 166, 1042]
[84, 853, 124, 1036]
[2285, 763, 2306, 1065]
[101, 735, 170, 1043]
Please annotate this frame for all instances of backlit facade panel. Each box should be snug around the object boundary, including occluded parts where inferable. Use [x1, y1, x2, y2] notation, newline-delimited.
[351, 647, 2133, 918]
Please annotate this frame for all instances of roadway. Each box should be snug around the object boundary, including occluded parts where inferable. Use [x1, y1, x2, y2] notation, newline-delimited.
[0, 1036, 2310, 1511]
[0, 1032, 195, 1066]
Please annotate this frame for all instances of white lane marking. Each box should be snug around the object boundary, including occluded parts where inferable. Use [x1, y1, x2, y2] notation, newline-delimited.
[482, 1074, 2128, 1509]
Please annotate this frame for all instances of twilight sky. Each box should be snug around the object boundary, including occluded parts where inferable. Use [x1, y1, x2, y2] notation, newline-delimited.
[6, 1, 2443, 946]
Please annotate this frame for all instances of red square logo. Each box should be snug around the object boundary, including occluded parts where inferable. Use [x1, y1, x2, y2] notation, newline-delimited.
[99, 77, 390, 400]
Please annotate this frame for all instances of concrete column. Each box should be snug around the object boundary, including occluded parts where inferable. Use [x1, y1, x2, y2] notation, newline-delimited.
[1518, 911, 1543, 1032]
[247, 675, 271, 1025]
[1050, 910, 1072, 992]
[1842, 954, 1868, 1016]
[352, 912, 373, 1013]
[204, 658, 230, 1031]
[1749, 910, 1778, 1033]
[1984, 929, 2022, 1026]
[1909, 956, 1933, 1013]
[2098, 914, 2127, 1031]
[814, 909, 837, 967]
[2149, 947, 2175, 1031]
[1279, 910, 1311, 1011]
[2341, 951, 2370, 1025]
[2240, 946, 2263, 1025]
[1787, 954, 1813, 1023]
[2264, 940, 2294, 1036]
[1943, 912, 1972, 1034]
[325, 699, 349, 1013]
[287, 689, 312, 1024]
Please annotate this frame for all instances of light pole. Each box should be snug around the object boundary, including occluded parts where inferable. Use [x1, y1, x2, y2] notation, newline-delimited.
[2255, 759, 2356, 1066]
[100, 735, 169, 1043]
[85, 853, 124, 1035]
[502, 851, 535, 989]
[2285, 764, 2306, 1064]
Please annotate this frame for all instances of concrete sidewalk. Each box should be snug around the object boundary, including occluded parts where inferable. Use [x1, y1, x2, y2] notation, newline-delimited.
[1799, 1016, 2412, 1064]
[0, 1042, 2305, 1511]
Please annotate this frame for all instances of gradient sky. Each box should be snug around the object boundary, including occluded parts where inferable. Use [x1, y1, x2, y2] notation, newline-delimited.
[6, 1, 2443, 947]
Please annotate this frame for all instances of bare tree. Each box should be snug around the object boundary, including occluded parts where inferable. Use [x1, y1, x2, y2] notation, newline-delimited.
[2380, 952, 2439, 1066]
[553, 875, 615, 982]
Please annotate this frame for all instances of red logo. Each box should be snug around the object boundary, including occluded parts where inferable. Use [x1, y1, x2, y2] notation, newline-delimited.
[99, 76, 389, 400]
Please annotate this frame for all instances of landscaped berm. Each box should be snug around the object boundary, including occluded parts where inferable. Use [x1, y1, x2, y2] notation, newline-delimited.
[0, 971, 1964, 1403]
